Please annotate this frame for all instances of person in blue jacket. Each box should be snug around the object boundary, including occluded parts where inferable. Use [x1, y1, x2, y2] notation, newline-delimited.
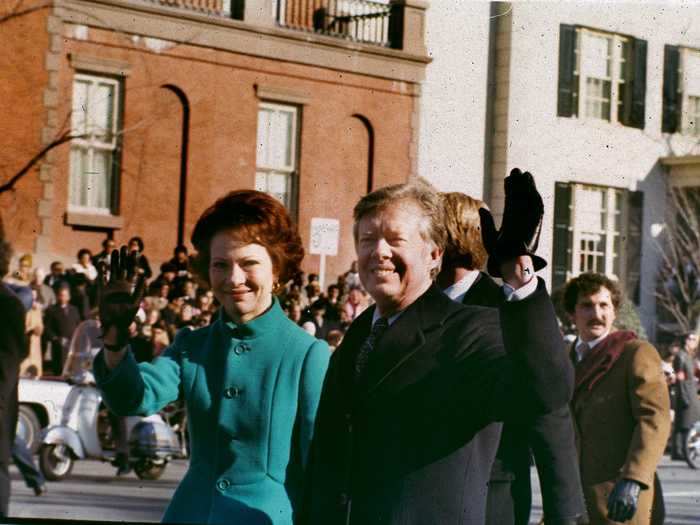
[93, 190, 330, 525]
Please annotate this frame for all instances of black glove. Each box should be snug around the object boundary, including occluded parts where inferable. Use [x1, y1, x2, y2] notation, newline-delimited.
[607, 479, 641, 522]
[97, 246, 145, 350]
[479, 168, 547, 277]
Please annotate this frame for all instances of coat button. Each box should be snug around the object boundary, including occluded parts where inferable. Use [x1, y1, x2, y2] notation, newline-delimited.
[233, 342, 250, 355]
[216, 478, 230, 491]
[224, 386, 243, 399]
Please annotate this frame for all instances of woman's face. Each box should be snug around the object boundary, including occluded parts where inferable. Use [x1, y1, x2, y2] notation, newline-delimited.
[209, 230, 276, 324]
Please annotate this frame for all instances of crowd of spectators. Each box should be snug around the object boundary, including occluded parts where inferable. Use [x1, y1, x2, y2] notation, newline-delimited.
[3, 237, 370, 379]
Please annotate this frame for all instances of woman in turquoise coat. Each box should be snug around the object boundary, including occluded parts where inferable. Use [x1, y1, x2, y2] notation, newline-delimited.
[93, 190, 330, 525]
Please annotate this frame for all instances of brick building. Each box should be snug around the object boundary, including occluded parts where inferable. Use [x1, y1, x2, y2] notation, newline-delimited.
[0, 0, 429, 285]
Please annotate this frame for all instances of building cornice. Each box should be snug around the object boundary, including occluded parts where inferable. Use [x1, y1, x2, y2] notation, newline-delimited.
[56, 0, 430, 84]
[659, 155, 700, 167]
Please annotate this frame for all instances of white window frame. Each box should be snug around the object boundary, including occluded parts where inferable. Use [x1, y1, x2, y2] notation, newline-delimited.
[569, 183, 625, 281]
[680, 47, 700, 136]
[574, 28, 628, 123]
[68, 73, 121, 215]
[255, 101, 300, 214]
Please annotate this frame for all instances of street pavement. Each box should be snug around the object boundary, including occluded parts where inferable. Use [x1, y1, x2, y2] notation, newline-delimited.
[4, 456, 700, 524]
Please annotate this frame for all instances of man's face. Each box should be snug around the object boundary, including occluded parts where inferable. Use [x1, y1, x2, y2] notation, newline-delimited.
[686, 333, 699, 353]
[572, 286, 617, 342]
[356, 201, 441, 317]
[56, 288, 70, 305]
[51, 263, 64, 276]
[105, 240, 116, 253]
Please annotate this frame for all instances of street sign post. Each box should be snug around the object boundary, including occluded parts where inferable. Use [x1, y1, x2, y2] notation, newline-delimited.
[309, 218, 340, 290]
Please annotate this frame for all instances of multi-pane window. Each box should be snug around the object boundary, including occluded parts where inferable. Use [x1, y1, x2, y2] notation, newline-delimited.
[255, 102, 299, 215]
[558, 25, 646, 129]
[69, 74, 121, 214]
[552, 182, 643, 302]
[570, 185, 623, 278]
[574, 29, 629, 122]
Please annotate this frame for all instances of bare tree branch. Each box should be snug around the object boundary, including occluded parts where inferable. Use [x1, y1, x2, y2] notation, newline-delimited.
[0, 130, 84, 194]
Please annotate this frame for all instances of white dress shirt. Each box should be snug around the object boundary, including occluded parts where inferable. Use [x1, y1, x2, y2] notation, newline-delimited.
[574, 331, 610, 363]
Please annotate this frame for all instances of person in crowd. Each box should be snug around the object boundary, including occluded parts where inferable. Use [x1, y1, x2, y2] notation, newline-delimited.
[0, 230, 29, 517]
[127, 236, 152, 280]
[94, 190, 330, 524]
[151, 261, 178, 292]
[144, 280, 170, 311]
[168, 245, 192, 278]
[30, 268, 55, 309]
[285, 300, 303, 325]
[71, 248, 98, 283]
[341, 285, 367, 321]
[303, 282, 322, 308]
[5, 253, 33, 287]
[343, 260, 361, 290]
[308, 299, 340, 342]
[92, 237, 116, 270]
[44, 261, 68, 292]
[68, 272, 92, 320]
[671, 332, 700, 460]
[325, 284, 342, 321]
[302, 172, 573, 525]
[194, 288, 214, 314]
[436, 191, 585, 525]
[564, 272, 670, 524]
[325, 329, 344, 352]
[20, 288, 44, 378]
[43, 285, 81, 376]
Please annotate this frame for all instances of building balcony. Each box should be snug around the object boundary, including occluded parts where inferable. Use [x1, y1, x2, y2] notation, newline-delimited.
[134, 0, 426, 54]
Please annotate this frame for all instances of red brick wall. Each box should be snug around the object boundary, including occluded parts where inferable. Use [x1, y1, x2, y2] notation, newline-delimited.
[8, 22, 416, 285]
[0, 2, 50, 257]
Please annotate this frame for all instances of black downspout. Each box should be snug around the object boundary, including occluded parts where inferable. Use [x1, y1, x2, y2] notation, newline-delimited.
[162, 85, 190, 246]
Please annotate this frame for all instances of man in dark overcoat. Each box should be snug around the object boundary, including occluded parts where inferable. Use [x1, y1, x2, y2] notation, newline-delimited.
[436, 191, 585, 525]
[0, 236, 29, 517]
[303, 170, 574, 525]
[43, 285, 81, 376]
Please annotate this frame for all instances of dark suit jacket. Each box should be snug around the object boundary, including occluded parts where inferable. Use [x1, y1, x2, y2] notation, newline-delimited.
[0, 284, 28, 464]
[464, 272, 585, 522]
[43, 303, 81, 343]
[304, 279, 573, 525]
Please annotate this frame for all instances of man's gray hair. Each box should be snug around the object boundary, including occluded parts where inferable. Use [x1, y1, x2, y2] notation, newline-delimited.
[352, 178, 447, 251]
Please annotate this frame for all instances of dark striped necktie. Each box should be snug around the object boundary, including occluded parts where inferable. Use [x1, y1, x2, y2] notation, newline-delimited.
[354, 317, 389, 381]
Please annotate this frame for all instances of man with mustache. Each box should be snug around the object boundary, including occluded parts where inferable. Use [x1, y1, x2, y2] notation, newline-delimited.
[303, 170, 574, 525]
[564, 272, 670, 524]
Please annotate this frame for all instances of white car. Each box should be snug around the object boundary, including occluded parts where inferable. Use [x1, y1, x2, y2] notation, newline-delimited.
[18, 378, 73, 453]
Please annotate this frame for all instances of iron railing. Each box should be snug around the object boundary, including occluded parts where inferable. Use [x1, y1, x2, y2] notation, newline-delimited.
[277, 0, 394, 48]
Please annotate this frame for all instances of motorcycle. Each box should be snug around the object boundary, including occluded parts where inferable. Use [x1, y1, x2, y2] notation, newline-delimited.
[38, 375, 182, 481]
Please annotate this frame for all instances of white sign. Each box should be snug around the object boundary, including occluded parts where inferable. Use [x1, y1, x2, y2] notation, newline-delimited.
[309, 218, 340, 256]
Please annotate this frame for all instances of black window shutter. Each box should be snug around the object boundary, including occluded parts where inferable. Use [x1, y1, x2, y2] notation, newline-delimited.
[628, 38, 647, 129]
[624, 190, 644, 305]
[552, 182, 573, 292]
[558, 25, 578, 118]
[662, 45, 681, 133]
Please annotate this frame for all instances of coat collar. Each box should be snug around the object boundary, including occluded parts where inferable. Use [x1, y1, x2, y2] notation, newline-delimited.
[213, 297, 286, 340]
[352, 283, 463, 398]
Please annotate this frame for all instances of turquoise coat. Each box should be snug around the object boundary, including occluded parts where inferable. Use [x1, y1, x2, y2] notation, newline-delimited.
[94, 300, 330, 525]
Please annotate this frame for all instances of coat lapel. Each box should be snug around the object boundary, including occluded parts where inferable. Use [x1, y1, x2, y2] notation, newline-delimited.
[362, 284, 459, 398]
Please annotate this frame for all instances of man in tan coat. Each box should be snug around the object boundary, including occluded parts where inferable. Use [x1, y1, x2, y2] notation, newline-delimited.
[563, 273, 670, 525]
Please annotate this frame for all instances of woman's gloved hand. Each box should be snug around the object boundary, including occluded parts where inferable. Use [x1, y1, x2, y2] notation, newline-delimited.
[97, 246, 145, 350]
